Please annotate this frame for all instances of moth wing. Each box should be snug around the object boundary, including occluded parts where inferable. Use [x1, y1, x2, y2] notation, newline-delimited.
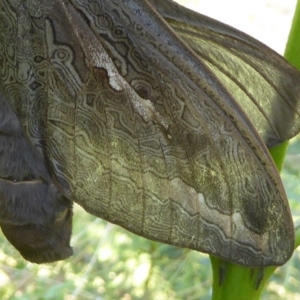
[0, 0, 295, 266]
[151, 0, 300, 147]
[47, 0, 294, 266]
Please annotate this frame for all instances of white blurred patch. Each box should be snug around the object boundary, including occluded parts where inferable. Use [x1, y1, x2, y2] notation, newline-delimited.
[175, 0, 296, 54]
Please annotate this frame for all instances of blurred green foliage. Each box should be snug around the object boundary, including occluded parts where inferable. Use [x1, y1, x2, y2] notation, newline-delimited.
[0, 136, 299, 300]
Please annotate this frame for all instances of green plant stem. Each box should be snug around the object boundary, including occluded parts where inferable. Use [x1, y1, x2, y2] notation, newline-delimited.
[210, 1, 300, 299]
[294, 219, 300, 248]
[210, 257, 269, 300]
[284, 0, 300, 68]
[284, 0, 300, 251]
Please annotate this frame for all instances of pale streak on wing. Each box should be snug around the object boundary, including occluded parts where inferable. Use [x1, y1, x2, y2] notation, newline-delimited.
[59, 0, 169, 130]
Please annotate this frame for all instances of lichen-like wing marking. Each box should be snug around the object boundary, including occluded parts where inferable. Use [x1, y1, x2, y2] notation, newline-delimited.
[0, 0, 295, 266]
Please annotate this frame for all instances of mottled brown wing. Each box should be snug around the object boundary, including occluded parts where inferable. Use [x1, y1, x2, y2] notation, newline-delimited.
[151, 0, 300, 147]
[0, 0, 295, 266]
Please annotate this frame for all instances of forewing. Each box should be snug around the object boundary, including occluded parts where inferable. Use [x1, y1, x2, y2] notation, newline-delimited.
[0, 0, 295, 266]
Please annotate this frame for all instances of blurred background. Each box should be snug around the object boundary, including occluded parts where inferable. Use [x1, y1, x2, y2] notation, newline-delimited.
[1, 1, 300, 299]
[176, 0, 297, 54]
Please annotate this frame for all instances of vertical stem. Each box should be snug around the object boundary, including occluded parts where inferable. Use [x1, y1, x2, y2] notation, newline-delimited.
[284, 0, 300, 68]
[211, 257, 265, 300]
[284, 0, 300, 250]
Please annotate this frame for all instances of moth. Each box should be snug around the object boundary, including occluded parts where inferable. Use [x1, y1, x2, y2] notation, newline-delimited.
[0, 0, 300, 266]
